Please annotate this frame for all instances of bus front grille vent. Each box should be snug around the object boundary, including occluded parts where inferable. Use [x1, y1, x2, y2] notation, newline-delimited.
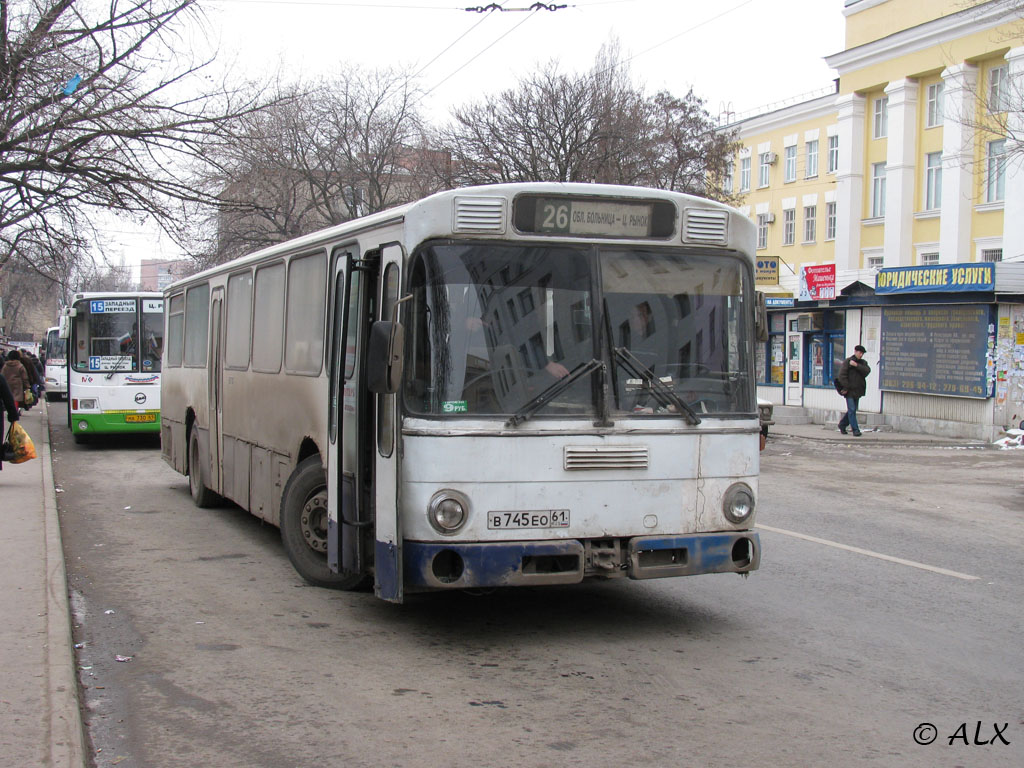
[564, 445, 649, 471]
[682, 208, 728, 245]
[453, 196, 507, 233]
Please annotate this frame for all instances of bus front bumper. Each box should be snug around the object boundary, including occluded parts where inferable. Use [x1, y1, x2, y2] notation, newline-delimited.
[70, 411, 161, 435]
[404, 531, 760, 590]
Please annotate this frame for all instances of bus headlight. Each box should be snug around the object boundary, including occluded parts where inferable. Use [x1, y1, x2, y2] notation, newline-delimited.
[77, 398, 98, 410]
[428, 490, 469, 534]
[722, 483, 755, 525]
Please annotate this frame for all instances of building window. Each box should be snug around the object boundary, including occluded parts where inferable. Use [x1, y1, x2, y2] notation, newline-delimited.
[926, 82, 944, 127]
[805, 312, 846, 389]
[920, 252, 939, 266]
[805, 140, 819, 178]
[803, 205, 817, 243]
[825, 201, 837, 240]
[756, 214, 770, 250]
[987, 139, 1006, 202]
[740, 157, 751, 192]
[981, 248, 1003, 262]
[925, 152, 942, 210]
[867, 254, 884, 269]
[723, 161, 733, 193]
[873, 97, 888, 139]
[784, 145, 797, 182]
[989, 65, 1009, 112]
[782, 209, 795, 245]
[871, 162, 886, 218]
[758, 152, 772, 188]
[827, 135, 839, 173]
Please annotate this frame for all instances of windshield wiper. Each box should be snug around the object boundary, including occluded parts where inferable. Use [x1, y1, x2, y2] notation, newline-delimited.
[506, 358, 604, 427]
[613, 347, 701, 425]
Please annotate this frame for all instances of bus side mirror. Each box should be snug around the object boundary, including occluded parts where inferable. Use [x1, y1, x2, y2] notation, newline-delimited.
[58, 313, 71, 339]
[754, 291, 768, 343]
[367, 321, 405, 394]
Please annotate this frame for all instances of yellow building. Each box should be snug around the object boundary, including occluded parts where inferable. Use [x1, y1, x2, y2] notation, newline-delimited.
[726, 0, 1024, 440]
[731, 0, 1024, 278]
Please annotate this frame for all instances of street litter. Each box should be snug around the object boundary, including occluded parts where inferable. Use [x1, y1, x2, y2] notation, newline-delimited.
[55, 487, 64, 493]
[124, 506, 131, 510]
[993, 429, 1024, 450]
[115, 655, 133, 662]
[74, 643, 85, 649]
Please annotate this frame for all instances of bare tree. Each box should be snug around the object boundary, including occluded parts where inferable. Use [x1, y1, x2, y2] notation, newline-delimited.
[0, 0, 267, 279]
[436, 45, 738, 197]
[0, 254, 61, 338]
[201, 66, 435, 264]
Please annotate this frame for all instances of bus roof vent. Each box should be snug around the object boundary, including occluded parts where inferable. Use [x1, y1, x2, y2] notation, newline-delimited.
[564, 444, 649, 471]
[682, 208, 729, 245]
[454, 196, 506, 233]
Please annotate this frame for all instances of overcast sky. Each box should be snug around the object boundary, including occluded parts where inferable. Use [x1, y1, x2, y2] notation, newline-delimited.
[106, 0, 846, 275]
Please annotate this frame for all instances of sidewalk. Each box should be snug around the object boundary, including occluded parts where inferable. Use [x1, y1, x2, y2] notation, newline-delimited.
[768, 421, 990, 447]
[0, 401, 86, 767]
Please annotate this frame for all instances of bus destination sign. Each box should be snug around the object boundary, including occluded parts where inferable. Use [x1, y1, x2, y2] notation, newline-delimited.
[90, 298, 136, 313]
[534, 198, 654, 237]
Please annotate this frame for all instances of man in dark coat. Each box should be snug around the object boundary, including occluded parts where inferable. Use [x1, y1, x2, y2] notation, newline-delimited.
[1, 373, 19, 471]
[836, 344, 871, 437]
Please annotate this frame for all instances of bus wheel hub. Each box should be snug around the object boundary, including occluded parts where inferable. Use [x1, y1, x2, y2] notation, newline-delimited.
[300, 492, 328, 554]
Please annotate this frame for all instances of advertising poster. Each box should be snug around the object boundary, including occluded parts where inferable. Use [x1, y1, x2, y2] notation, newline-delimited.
[798, 264, 836, 300]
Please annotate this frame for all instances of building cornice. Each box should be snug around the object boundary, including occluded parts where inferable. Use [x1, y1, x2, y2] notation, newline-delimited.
[843, 0, 891, 17]
[730, 94, 838, 137]
[826, 0, 1022, 76]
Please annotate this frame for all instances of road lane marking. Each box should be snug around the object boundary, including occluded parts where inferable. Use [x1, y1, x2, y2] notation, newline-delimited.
[756, 524, 980, 581]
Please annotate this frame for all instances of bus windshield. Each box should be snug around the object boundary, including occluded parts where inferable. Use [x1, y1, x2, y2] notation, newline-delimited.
[404, 242, 752, 420]
[70, 297, 163, 374]
[46, 329, 67, 361]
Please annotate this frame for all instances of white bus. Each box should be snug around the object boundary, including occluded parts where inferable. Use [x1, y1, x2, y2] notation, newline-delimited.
[43, 326, 68, 400]
[60, 292, 164, 441]
[162, 183, 763, 603]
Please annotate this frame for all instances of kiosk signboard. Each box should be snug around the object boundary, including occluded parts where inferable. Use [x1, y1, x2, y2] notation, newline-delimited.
[880, 305, 991, 398]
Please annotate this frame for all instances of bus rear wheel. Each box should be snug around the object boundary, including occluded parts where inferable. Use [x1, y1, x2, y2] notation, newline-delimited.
[188, 428, 220, 508]
[280, 456, 366, 590]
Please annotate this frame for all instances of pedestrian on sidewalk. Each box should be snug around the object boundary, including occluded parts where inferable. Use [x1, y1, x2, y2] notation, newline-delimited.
[2, 350, 31, 410]
[0, 373, 19, 471]
[837, 344, 871, 437]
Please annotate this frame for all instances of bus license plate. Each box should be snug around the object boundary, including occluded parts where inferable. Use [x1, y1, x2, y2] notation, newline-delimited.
[488, 510, 570, 530]
[125, 414, 156, 423]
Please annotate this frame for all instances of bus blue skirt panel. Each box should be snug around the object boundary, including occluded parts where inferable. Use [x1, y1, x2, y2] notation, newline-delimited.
[404, 531, 760, 590]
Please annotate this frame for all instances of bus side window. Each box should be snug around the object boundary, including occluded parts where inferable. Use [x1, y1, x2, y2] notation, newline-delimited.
[252, 262, 285, 373]
[225, 271, 253, 370]
[184, 284, 210, 367]
[285, 251, 327, 375]
[378, 262, 399, 457]
[167, 294, 184, 368]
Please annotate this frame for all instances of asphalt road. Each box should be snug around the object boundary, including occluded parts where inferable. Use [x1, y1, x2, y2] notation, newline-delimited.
[50, 423, 1024, 768]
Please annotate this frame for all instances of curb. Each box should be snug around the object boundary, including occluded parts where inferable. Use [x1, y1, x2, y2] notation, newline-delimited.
[40, 402, 88, 767]
[768, 427, 989, 449]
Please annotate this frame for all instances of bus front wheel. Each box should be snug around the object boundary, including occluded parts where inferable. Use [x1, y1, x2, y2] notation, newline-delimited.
[280, 456, 366, 590]
[188, 428, 220, 508]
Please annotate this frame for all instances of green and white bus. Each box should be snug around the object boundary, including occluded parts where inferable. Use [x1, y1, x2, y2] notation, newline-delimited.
[60, 292, 164, 441]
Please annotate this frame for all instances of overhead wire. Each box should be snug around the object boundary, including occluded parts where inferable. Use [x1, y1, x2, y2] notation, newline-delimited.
[412, 2, 509, 79]
[423, 6, 543, 97]
[595, 0, 758, 75]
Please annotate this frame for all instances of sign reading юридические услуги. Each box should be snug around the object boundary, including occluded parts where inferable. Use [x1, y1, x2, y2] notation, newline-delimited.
[875, 263, 996, 294]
